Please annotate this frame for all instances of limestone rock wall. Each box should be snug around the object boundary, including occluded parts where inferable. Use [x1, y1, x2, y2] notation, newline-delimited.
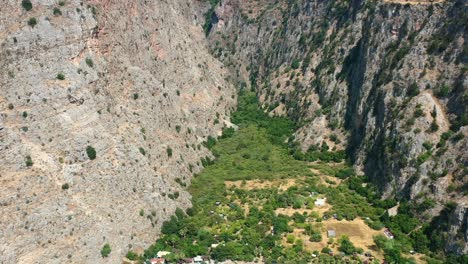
[208, 0, 467, 254]
[0, 0, 235, 263]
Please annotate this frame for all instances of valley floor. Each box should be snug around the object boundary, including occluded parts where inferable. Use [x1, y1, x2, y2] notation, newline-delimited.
[126, 91, 451, 264]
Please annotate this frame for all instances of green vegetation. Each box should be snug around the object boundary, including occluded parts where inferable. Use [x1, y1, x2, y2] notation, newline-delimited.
[100, 243, 111, 258]
[85, 57, 94, 67]
[53, 7, 62, 16]
[22, 0, 33, 11]
[61, 183, 69, 190]
[135, 90, 455, 263]
[126, 251, 138, 261]
[139, 147, 146, 156]
[86, 145, 96, 160]
[28, 17, 37, 27]
[203, 0, 221, 36]
[56, 73, 65, 80]
[166, 147, 173, 157]
[25, 155, 33, 167]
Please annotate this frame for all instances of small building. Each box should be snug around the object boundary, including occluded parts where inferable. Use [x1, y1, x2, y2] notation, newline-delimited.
[211, 243, 219, 248]
[150, 258, 165, 264]
[156, 251, 171, 258]
[315, 198, 326, 206]
[384, 228, 395, 239]
[327, 229, 336, 238]
[193, 256, 204, 263]
[215, 201, 221, 206]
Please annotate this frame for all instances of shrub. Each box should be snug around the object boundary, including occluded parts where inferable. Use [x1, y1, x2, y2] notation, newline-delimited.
[28, 17, 37, 27]
[452, 133, 464, 142]
[139, 209, 144, 216]
[61, 183, 69, 190]
[407, 82, 419, 97]
[101, 243, 111, 258]
[414, 108, 424, 118]
[25, 155, 33, 167]
[339, 236, 356, 255]
[166, 147, 173, 157]
[417, 151, 432, 165]
[133, 93, 139, 100]
[175, 125, 181, 133]
[429, 120, 439, 132]
[22, 0, 33, 11]
[59, 1, 66, 6]
[291, 59, 301, 70]
[56, 73, 65, 80]
[422, 142, 433, 150]
[85, 57, 94, 67]
[53, 7, 62, 16]
[22, 112, 28, 118]
[139, 147, 146, 155]
[436, 84, 451, 97]
[8, 103, 14, 110]
[335, 168, 355, 179]
[86, 146, 96, 160]
[126, 251, 138, 261]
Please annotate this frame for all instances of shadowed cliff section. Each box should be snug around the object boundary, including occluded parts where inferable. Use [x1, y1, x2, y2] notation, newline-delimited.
[207, 0, 467, 256]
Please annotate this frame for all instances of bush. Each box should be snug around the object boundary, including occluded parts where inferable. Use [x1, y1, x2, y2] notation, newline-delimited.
[101, 243, 111, 258]
[25, 155, 33, 167]
[56, 73, 65, 80]
[22, 0, 33, 11]
[85, 57, 94, 67]
[139, 147, 146, 156]
[407, 82, 419, 97]
[166, 147, 173, 157]
[335, 168, 355, 179]
[86, 146, 96, 160]
[436, 84, 451, 97]
[339, 236, 356, 255]
[53, 7, 62, 16]
[291, 59, 301, 70]
[126, 251, 138, 260]
[28, 17, 37, 27]
[429, 120, 439, 132]
[61, 183, 69, 190]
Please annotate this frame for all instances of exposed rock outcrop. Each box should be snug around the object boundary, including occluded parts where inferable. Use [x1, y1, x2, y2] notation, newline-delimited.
[0, 0, 234, 263]
[208, 0, 467, 255]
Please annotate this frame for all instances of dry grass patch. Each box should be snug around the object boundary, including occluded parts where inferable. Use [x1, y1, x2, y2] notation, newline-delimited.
[302, 218, 385, 259]
[225, 178, 299, 191]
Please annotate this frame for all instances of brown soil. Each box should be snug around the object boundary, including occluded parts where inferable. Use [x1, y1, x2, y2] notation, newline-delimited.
[225, 178, 300, 191]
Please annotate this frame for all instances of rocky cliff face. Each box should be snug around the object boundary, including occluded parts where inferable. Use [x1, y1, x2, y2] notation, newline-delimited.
[0, 0, 235, 263]
[208, 0, 467, 255]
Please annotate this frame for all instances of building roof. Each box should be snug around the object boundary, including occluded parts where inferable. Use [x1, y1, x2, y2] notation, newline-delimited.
[327, 229, 336, 237]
